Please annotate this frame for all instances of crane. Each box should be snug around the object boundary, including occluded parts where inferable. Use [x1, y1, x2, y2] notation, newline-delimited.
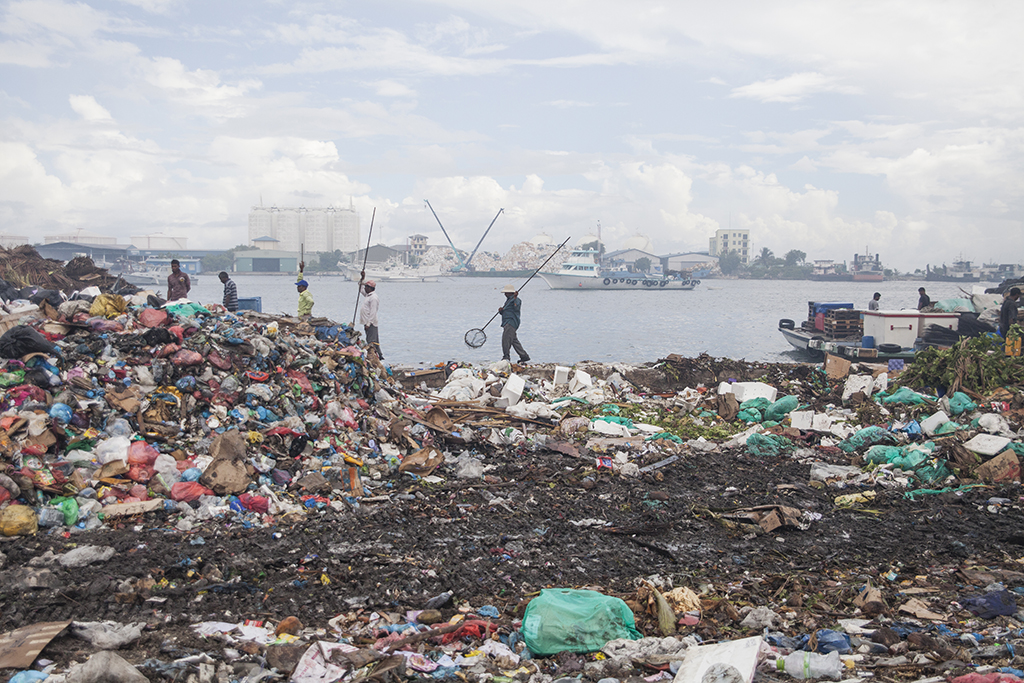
[424, 200, 467, 271]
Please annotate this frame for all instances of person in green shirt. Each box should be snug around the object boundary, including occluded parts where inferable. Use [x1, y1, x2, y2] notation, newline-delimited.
[296, 261, 314, 319]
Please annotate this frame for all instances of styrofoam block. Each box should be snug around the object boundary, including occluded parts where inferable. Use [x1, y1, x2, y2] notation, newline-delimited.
[717, 382, 733, 395]
[920, 411, 950, 437]
[789, 410, 813, 431]
[731, 382, 777, 403]
[963, 433, 1012, 456]
[873, 372, 889, 393]
[569, 369, 593, 392]
[553, 366, 570, 385]
[500, 373, 525, 407]
[842, 375, 874, 402]
[812, 414, 834, 431]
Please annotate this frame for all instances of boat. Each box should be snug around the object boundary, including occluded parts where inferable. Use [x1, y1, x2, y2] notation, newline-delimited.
[808, 260, 852, 282]
[122, 257, 201, 287]
[779, 301, 958, 360]
[537, 248, 698, 290]
[850, 251, 884, 282]
[345, 262, 441, 283]
[926, 260, 981, 282]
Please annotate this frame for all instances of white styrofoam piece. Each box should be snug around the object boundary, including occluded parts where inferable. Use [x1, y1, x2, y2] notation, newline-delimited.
[673, 635, 762, 683]
[812, 414, 834, 431]
[842, 375, 874, 402]
[920, 411, 950, 437]
[569, 369, 593, 392]
[500, 373, 525, 407]
[963, 433, 1012, 456]
[731, 382, 777, 403]
[789, 410, 813, 430]
[553, 366, 570, 385]
[590, 420, 631, 437]
[717, 381, 733, 395]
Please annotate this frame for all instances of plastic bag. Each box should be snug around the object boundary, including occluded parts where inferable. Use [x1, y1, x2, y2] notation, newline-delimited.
[737, 408, 762, 423]
[0, 325, 57, 359]
[171, 349, 204, 366]
[746, 433, 794, 457]
[170, 481, 214, 502]
[814, 629, 852, 654]
[837, 426, 897, 453]
[88, 293, 127, 319]
[95, 436, 131, 464]
[0, 505, 38, 536]
[522, 589, 641, 655]
[739, 397, 772, 412]
[879, 387, 927, 405]
[948, 392, 978, 416]
[127, 440, 159, 465]
[138, 308, 169, 328]
[764, 395, 799, 422]
[50, 496, 80, 526]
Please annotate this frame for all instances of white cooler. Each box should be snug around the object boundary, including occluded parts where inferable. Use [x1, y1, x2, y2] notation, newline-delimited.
[862, 310, 959, 349]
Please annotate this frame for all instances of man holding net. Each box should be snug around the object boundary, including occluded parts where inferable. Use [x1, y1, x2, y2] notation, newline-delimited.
[499, 284, 530, 364]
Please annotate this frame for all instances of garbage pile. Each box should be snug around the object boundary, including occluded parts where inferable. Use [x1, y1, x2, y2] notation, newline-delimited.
[0, 247, 132, 301]
[1, 295, 1024, 683]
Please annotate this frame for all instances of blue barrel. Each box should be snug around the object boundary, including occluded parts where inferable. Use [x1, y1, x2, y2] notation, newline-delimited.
[861, 335, 875, 349]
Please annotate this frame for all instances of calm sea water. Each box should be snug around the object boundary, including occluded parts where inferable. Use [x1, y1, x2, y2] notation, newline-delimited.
[183, 274, 999, 367]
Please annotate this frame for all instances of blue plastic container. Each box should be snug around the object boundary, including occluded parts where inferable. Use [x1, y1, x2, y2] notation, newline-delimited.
[861, 335, 875, 349]
[237, 297, 262, 312]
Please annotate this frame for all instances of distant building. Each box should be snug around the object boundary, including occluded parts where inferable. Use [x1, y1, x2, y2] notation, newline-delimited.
[409, 235, 428, 258]
[251, 236, 280, 251]
[44, 231, 117, 246]
[0, 234, 28, 249]
[233, 249, 300, 273]
[662, 252, 719, 273]
[36, 241, 142, 266]
[131, 232, 188, 251]
[248, 204, 361, 255]
[604, 248, 662, 272]
[709, 229, 749, 265]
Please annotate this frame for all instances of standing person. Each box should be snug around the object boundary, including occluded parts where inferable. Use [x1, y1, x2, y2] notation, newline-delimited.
[166, 259, 191, 302]
[358, 272, 383, 360]
[296, 261, 314, 320]
[917, 287, 931, 310]
[219, 271, 238, 312]
[1000, 287, 1021, 337]
[868, 292, 881, 311]
[498, 284, 530, 364]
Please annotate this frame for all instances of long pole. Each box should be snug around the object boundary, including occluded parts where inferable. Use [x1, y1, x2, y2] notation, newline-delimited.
[351, 207, 376, 327]
[424, 200, 467, 271]
[465, 208, 503, 271]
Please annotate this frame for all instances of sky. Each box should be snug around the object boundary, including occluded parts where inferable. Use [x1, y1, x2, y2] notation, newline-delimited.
[1, 0, 1022, 271]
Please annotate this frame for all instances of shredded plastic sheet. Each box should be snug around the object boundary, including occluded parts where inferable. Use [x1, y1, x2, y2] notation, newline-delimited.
[903, 483, 984, 500]
[948, 392, 978, 416]
[837, 426, 897, 453]
[764, 395, 799, 422]
[745, 433, 795, 457]
[878, 387, 928, 405]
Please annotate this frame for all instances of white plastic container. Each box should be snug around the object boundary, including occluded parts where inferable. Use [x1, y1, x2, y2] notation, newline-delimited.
[775, 650, 841, 680]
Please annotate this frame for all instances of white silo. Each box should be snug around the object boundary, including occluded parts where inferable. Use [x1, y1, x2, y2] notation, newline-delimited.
[304, 209, 331, 253]
[332, 207, 361, 253]
[274, 210, 302, 253]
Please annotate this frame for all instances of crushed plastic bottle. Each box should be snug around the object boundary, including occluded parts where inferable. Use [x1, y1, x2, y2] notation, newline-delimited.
[775, 650, 841, 680]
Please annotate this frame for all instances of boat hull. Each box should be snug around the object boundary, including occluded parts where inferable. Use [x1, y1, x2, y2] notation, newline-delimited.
[539, 273, 697, 290]
[779, 320, 916, 361]
[852, 272, 884, 282]
[346, 267, 440, 283]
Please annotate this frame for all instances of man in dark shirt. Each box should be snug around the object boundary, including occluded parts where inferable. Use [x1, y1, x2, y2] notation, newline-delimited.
[166, 259, 191, 302]
[1000, 287, 1021, 337]
[219, 271, 238, 312]
[917, 287, 931, 310]
[498, 284, 530, 364]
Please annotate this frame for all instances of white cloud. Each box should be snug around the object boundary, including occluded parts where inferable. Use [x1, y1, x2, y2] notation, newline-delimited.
[545, 99, 595, 108]
[370, 79, 416, 98]
[135, 56, 262, 120]
[731, 72, 861, 103]
[69, 94, 111, 120]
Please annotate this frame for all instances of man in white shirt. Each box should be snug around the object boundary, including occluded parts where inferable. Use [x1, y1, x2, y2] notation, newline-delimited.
[359, 277, 383, 360]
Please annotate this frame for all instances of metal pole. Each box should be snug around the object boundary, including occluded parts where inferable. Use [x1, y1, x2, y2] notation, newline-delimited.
[464, 208, 503, 271]
[424, 200, 467, 271]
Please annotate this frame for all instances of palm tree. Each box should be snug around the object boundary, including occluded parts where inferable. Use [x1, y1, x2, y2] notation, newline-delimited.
[757, 247, 775, 266]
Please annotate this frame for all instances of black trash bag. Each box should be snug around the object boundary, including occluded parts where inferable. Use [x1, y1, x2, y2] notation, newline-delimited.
[24, 366, 54, 388]
[28, 288, 64, 307]
[143, 327, 176, 346]
[148, 294, 165, 309]
[0, 279, 19, 302]
[0, 326, 58, 359]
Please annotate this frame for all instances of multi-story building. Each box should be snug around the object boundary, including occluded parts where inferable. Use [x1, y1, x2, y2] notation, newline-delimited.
[248, 204, 361, 254]
[709, 229, 750, 265]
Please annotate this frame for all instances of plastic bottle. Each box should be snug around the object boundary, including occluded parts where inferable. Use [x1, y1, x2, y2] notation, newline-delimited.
[775, 650, 841, 680]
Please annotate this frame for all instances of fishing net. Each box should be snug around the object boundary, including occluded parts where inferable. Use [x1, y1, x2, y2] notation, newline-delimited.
[464, 328, 487, 348]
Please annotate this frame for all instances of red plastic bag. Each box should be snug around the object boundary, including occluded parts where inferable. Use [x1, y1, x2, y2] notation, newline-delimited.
[129, 484, 149, 500]
[172, 349, 204, 366]
[168, 326, 185, 343]
[208, 349, 232, 370]
[127, 440, 159, 465]
[127, 464, 155, 483]
[170, 481, 213, 502]
[154, 343, 181, 358]
[139, 308, 169, 328]
[238, 493, 270, 514]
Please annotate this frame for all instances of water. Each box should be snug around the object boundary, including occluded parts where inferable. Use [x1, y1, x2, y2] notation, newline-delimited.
[186, 274, 998, 366]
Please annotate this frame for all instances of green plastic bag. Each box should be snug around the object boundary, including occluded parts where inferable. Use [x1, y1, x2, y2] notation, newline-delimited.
[933, 421, 960, 435]
[879, 387, 927, 405]
[838, 426, 897, 453]
[50, 496, 80, 526]
[737, 408, 762, 423]
[739, 397, 772, 412]
[763, 395, 799, 422]
[947, 392, 977, 416]
[865, 445, 904, 465]
[522, 589, 641, 655]
[746, 433, 794, 457]
[0, 371, 25, 387]
[595, 415, 634, 429]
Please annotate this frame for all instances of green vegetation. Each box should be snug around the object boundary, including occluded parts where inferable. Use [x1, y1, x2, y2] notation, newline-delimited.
[898, 332, 1024, 394]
